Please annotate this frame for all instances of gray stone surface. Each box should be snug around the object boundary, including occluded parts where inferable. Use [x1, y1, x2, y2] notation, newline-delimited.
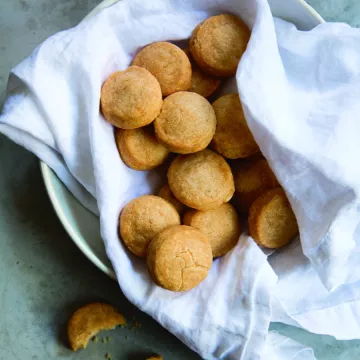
[308, 0, 360, 26]
[0, 0, 360, 359]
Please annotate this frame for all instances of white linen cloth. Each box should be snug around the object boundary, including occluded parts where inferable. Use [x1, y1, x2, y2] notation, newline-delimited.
[270, 238, 360, 341]
[1, 0, 360, 358]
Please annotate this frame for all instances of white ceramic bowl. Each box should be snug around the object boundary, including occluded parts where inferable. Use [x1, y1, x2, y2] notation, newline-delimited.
[40, 0, 324, 280]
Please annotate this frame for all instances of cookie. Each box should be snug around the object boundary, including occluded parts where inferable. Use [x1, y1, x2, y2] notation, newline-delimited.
[67, 303, 126, 351]
[120, 195, 180, 257]
[211, 93, 260, 159]
[183, 203, 240, 257]
[154, 91, 216, 154]
[115, 126, 170, 171]
[133, 42, 191, 96]
[101, 66, 162, 129]
[234, 158, 279, 212]
[184, 49, 221, 98]
[248, 188, 298, 248]
[168, 149, 235, 211]
[189, 14, 250, 77]
[147, 356, 163, 360]
[147, 225, 212, 291]
[158, 183, 186, 215]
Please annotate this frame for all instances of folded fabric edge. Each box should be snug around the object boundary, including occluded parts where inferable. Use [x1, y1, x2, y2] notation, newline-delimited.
[0, 123, 99, 215]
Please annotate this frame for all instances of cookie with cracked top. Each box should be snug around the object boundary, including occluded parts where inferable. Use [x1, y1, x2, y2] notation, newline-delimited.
[147, 225, 212, 291]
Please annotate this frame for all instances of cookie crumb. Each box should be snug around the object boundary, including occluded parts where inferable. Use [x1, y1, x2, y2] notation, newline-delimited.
[132, 321, 142, 329]
[92, 336, 98, 343]
[105, 353, 111, 360]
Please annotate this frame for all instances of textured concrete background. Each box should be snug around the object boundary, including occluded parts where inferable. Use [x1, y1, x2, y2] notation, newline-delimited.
[1, 1, 360, 359]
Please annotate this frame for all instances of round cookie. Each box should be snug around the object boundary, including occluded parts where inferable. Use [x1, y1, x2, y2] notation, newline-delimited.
[158, 183, 186, 215]
[132, 42, 192, 96]
[183, 203, 241, 257]
[154, 91, 216, 154]
[211, 93, 260, 159]
[119, 195, 180, 257]
[184, 49, 221, 98]
[101, 66, 162, 129]
[168, 149, 235, 211]
[234, 158, 279, 212]
[115, 126, 170, 171]
[248, 188, 298, 248]
[67, 303, 126, 351]
[147, 225, 213, 291]
[189, 14, 250, 77]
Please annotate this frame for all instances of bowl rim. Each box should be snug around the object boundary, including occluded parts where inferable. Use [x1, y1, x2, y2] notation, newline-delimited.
[40, 0, 324, 280]
[84, 0, 325, 24]
[294, 0, 325, 24]
[40, 161, 117, 279]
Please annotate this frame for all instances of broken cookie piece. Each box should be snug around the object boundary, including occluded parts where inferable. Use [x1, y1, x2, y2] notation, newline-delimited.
[67, 302, 126, 351]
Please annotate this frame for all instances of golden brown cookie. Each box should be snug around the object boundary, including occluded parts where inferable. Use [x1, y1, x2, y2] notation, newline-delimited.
[189, 14, 250, 77]
[184, 49, 221, 98]
[67, 303, 126, 351]
[147, 225, 212, 291]
[168, 149, 235, 211]
[211, 93, 260, 159]
[132, 42, 192, 96]
[120, 195, 180, 257]
[158, 183, 186, 215]
[183, 203, 241, 257]
[248, 188, 299, 248]
[147, 356, 163, 360]
[101, 66, 162, 129]
[234, 158, 279, 212]
[115, 126, 170, 171]
[154, 91, 216, 154]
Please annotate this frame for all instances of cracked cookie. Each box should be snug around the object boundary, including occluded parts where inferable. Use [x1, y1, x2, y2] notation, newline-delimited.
[183, 203, 241, 257]
[189, 14, 250, 77]
[211, 93, 260, 159]
[120, 195, 180, 257]
[248, 188, 299, 248]
[147, 225, 212, 291]
[115, 126, 170, 170]
[154, 91, 216, 154]
[67, 303, 126, 351]
[133, 42, 192, 96]
[168, 149, 235, 211]
[101, 66, 162, 129]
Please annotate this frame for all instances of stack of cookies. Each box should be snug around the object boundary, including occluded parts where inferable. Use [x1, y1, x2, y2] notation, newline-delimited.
[100, 14, 299, 292]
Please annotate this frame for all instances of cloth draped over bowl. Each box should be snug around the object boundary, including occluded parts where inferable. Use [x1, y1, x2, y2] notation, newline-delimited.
[2, 0, 360, 358]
